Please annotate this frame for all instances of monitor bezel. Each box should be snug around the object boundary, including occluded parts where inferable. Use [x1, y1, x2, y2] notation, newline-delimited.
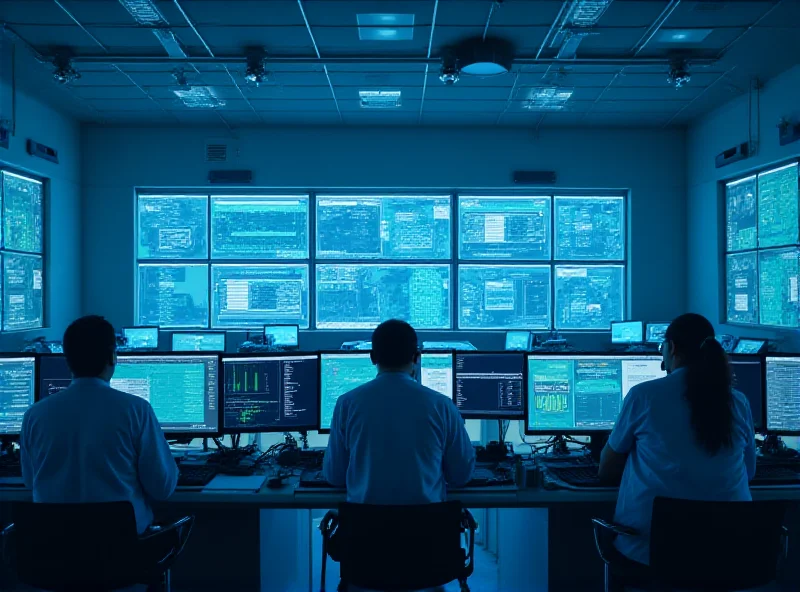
[219, 352, 321, 434]
[0, 353, 37, 439]
[452, 350, 527, 420]
[728, 353, 766, 434]
[645, 322, 670, 344]
[610, 320, 644, 345]
[114, 351, 223, 438]
[317, 350, 375, 434]
[122, 326, 160, 349]
[524, 351, 665, 436]
[504, 331, 532, 351]
[764, 353, 800, 436]
[732, 338, 766, 355]
[34, 353, 71, 403]
[170, 331, 227, 352]
[263, 324, 300, 347]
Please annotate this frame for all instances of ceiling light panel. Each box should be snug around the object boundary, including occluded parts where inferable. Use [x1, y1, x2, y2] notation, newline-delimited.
[359, 90, 402, 109]
[523, 88, 575, 111]
[357, 14, 414, 41]
[569, 0, 612, 27]
[118, 0, 167, 25]
[173, 87, 226, 109]
[656, 29, 713, 44]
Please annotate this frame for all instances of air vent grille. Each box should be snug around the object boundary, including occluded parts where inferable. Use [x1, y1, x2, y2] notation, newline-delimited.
[206, 143, 227, 162]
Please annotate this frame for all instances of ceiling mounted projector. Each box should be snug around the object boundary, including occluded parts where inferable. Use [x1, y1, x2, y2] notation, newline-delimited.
[454, 37, 515, 77]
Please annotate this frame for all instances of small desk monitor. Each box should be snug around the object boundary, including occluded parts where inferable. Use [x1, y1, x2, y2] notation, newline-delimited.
[454, 352, 524, 419]
[733, 339, 766, 355]
[419, 352, 454, 399]
[766, 356, 800, 434]
[0, 356, 36, 437]
[37, 355, 72, 400]
[222, 354, 319, 433]
[264, 325, 299, 348]
[728, 354, 764, 431]
[611, 321, 644, 345]
[505, 331, 532, 351]
[526, 354, 665, 434]
[319, 352, 376, 432]
[123, 326, 159, 350]
[112, 354, 220, 436]
[646, 323, 669, 344]
[172, 332, 226, 352]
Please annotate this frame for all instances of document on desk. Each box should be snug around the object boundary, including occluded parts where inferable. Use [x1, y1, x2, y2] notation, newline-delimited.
[202, 475, 267, 493]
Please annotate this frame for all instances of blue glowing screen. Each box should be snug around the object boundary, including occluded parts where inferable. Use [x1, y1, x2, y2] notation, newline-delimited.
[726, 176, 757, 252]
[264, 325, 299, 347]
[172, 332, 226, 352]
[554, 265, 624, 330]
[3, 253, 43, 331]
[0, 357, 35, 435]
[758, 164, 799, 249]
[726, 252, 758, 325]
[3, 172, 43, 254]
[316, 264, 450, 329]
[137, 195, 208, 259]
[458, 197, 550, 260]
[554, 197, 624, 261]
[123, 327, 159, 349]
[611, 321, 643, 344]
[458, 265, 550, 330]
[758, 247, 799, 328]
[137, 264, 209, 328]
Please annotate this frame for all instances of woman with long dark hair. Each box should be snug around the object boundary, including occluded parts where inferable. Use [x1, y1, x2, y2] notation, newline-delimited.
[599, 313, 756, 567]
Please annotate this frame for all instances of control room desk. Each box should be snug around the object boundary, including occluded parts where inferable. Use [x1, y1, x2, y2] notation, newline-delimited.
[2, 485, 800, 592]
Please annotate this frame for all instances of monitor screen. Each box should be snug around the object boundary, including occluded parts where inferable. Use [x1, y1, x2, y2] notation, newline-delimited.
[319, 353, 377, 430]
[505, 331, 532, 351]
[2, 253, 44, 331]
[137, 264, 209, 328]
[766, 356, 800, 432]
[458, 196, 551, 260]
[726, 252, 758, 325]
[38, 355, 72, 399]
[725, 175, 757, 252]
[264, 325, 299, 347]
[454, 353, 524, 418]
[171, 332, 226, 352]
[729, 355, 764, 430]
[316, 264, 450, 330]
[222, 355, 318, 433]
[733, 339, 765, 355]
[527, 355, 665, 433]
[758, 163, 799, 248]
[758, 247, 799, 327]
[137, 195, 208, 259]
[0, 357, 35, 436]
[611, 321, 643, 344]
[123, 327, 159, 350]
[316, 195, 451, 260]
[458, 265, 550, 330]
[646, 323, 669, 344]
[211, 196, 309, 259]
[419, 353, 453, 399]
[554, 265, 624, 330]
[554, 196, 624, 261]
[112, 355, 219, 434]
[3, 172, 43, 254]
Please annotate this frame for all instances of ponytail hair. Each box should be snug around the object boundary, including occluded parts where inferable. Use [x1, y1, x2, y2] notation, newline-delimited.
[665, 313, 734, 455]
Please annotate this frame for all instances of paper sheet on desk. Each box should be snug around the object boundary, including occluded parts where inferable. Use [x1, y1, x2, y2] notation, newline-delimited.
[202, 475, 266, 493]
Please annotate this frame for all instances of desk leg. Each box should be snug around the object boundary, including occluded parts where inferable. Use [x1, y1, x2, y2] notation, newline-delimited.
[497, 508, 548, 592]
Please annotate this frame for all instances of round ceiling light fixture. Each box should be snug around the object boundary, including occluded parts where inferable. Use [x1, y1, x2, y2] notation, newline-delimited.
[455, 37, 514, 77]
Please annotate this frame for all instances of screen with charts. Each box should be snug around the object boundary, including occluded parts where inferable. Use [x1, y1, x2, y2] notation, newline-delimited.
[137, 264, 209, 328]
[212, 264, 309, 328]
[0, 357, 35, 435]
[2, 253, 43, 331]
[319, 353, 377, 430]
[611, 321, 643, 344]
[458, 196, 550, 260]
[316, 196, 451, 259]
[172, 332, 226, 352]
[758, 163, 799, 248]
[758, 248, 799, 327]
[554, 196, 624, 261]
[123, 327, 158, 350]
[420, 353, 453, 399]
[2, 172, 43, 254]
[766, 356, 800, 432]
[112, 355, 219, 434]
[454, 353, 524, 418]
[38, 355, 72, 399]
[505, 331, 532, 351]
[264, 325, 298, 347]
[222, 355, 318, 432]
[137, 195, 208, 259]
[729, 355, 764, 430]
[726, 252, 758, 325]
[554, 265, 624, 330]
[726, 176, 757, 252]
[316, 264, 450, 329]
[527, 355, 664, 432]
[458, 265, 550, 330]
[211, 196, 308, 259]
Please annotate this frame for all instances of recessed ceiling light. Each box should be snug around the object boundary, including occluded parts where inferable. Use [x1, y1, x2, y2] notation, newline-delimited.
[657, 29, 713, 44]
[357, 14, 414, 41]
[523, 87, 574, 111]
[359, 90, 402, 109]
[173, 87, 226, 109]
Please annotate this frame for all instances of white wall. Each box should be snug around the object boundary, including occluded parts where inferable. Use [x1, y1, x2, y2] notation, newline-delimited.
[687, 65, 800, 347]
[0, 81, 81, 350]
[81, 125, 688, 350]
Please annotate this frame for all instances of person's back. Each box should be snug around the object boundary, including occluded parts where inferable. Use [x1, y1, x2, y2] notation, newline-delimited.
[20, 316, 178, 534]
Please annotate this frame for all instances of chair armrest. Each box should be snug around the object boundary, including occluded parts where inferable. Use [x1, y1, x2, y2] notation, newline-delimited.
[591, 518, 638, 566]
[319, 510, 338, 537]
[591, 518, 638, 537]
[461, 509, 477, 579]
[1, 523, 14, 566]
[0, 523, 14, 538]
[138, 515, 195, 569]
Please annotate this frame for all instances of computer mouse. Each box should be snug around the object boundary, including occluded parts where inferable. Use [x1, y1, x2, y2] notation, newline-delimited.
[267, 476, 284, 489]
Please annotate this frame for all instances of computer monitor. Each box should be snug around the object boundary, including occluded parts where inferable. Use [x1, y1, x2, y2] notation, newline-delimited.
[172, 332, 226, 352]
[733, 338, 766, 355]
[319, 352, 377, 432]
[0, 356, 35, 437]
[123, 326, 159, 350]
[419, 352, 454, 399]
[264, 325, 299, 348]
[221, 354, 319, 433]
[728, 354, 764, 431]
[611, 321, 644, 345]
[112, 354, 220, 436]
[37, 355, 72, 400]
[646, 323, 669, 344]
[765, 356, 800, 434]
[454, 352, 525, 419]
[505, 331, 532, 351]
[526, 354, 665, 434]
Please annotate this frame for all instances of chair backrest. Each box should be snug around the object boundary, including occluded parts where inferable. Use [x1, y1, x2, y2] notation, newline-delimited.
[336, 501, 466, 591]
[650, 497, 787, 591]
[12, 501, 142, 591]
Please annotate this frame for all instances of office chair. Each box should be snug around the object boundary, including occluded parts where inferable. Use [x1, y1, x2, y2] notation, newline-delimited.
[592, 497, 789, 592]
[319, 501, 477, 592]
[0, 501, 194, 592]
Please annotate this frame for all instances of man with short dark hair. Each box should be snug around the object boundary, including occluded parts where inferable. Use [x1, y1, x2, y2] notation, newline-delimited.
[20, 316, 178, 533]
[323, 319, 475, 503]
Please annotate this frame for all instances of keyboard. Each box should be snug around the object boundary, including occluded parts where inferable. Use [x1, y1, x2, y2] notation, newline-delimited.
[458, 467, 515, 488]
[546, 465, 606, 488]
[751, 464, 800, 486]
[177, 464, 218, 487]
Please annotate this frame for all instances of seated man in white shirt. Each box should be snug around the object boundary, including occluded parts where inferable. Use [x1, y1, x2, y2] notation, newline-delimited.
[21, 315, 178, 534]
